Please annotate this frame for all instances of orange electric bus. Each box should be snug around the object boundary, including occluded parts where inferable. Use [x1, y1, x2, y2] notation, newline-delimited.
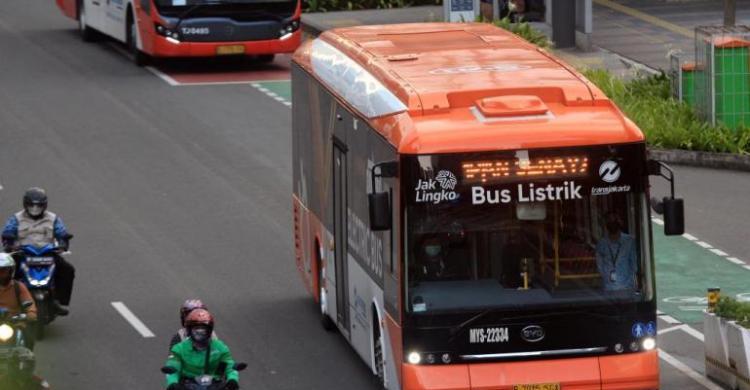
[292, 23, 684, 390]
[56, 0, 301, 65]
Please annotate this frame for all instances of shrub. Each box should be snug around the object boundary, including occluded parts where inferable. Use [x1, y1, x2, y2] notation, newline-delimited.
[490, 16, 550, 48]
[583, 69, 750, 154]
[716, 297, 750, 328]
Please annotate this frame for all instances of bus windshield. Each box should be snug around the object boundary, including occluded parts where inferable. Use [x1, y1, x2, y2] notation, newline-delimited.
[403, 144, 654, 315]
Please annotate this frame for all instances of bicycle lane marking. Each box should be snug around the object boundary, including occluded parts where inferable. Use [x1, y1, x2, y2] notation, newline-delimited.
[653, 221, 750, 324]
[251, 81, 292, 106]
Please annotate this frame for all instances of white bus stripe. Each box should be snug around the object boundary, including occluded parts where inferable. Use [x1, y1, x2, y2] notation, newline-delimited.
[111, 302, 155, 338]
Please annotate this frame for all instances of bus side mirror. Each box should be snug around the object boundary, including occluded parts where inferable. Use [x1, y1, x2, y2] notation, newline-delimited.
[647, 160, 685, 236]
[369, 192, 391, 231]
[369, 161, 397, 231]
[663, 198, 685, 236]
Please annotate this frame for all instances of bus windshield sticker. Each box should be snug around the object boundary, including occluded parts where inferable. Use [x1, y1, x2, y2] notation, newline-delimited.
[172, 0, 186, 5]
[414, 170, 460, 204]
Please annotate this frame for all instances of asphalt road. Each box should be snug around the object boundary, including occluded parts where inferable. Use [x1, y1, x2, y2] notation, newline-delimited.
[0, 0, 379, 388]
[0, 1, 748, 389]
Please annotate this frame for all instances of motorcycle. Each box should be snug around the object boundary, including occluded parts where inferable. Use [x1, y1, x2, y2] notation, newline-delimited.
[14, 244, 68, 340]
[0, 305, 49, 390]
[161, 362, 247, 390]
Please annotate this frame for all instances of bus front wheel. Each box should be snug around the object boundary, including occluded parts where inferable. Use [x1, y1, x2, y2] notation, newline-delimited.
[126, 10, 149, 67]
[78, 0, 96, 42]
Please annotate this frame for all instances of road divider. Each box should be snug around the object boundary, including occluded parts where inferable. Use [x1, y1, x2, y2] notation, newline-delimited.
[111, 301, 155, 338]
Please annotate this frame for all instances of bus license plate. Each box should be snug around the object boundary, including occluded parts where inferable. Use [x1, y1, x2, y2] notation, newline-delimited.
[513, 384, 561, 390]
[216, 45, 245, 55]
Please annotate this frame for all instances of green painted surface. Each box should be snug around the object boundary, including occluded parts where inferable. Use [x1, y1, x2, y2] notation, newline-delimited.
[256, 80, 292, 102]
[653, 223, 750, 324]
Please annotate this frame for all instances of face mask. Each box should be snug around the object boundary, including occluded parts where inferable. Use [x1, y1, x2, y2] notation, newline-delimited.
[424, 245, 441, 257]
[191, 327, 210, 343]
[27, 206, 44, 217]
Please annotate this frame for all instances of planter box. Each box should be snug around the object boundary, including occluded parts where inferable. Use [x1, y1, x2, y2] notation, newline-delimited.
[728, 321, 750, 390]
[705, 312, 750, 389]
[705, 312, 737, 389]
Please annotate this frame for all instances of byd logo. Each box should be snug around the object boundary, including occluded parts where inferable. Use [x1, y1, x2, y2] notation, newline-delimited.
[521, 325, 545, 342]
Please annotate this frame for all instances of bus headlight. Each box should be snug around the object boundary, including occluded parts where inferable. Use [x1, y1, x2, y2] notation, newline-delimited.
[642, 337, 656, 351]
[0, 324, 14, 341]
[407, 352, 421, 365]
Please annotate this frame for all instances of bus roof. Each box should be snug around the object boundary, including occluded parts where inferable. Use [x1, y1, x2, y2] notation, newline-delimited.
[293, 23, 644, 154]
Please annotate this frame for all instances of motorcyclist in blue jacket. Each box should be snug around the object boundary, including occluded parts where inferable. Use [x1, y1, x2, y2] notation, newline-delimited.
[1, 188, 74, 316]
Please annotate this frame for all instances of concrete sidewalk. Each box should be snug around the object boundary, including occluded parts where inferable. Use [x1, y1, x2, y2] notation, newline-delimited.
[301, 0, 750, 73]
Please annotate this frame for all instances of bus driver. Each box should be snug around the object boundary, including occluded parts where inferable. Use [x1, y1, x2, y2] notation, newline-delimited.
[595, 213, 637, 291]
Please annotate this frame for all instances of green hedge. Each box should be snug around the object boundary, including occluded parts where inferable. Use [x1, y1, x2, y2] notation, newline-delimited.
[716, 297, 750, 328]
[584, 69, 750, 154]
[304, 0, 440, 12]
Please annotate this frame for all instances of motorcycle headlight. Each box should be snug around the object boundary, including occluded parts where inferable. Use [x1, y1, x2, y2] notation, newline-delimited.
[0, 324, 14, 341]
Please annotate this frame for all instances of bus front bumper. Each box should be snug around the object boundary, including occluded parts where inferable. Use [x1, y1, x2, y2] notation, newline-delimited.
[403, 351, 659, 390]
[150, 30, 301, 58]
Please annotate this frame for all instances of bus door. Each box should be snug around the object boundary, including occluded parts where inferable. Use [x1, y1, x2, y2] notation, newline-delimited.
[105, 0, 126, 41]
[332, 139, 350, 333]
[83, 0, 105, 31]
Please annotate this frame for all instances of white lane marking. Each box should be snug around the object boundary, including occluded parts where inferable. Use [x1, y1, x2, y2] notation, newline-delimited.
[659, 349, 723, 390]
[682, 233, 698, 241]
[696, 241, 712, 249]
[162, 80, 273, 87]
[660, 315, 682, 324]
[251, 83, 292, 108]
[111, 301, 156, 338]
[710, 248, 729, 257]
[651, 217, 664, 225]
[744, 265, 750, 271]
[727, 257, 745, 265]
[657, 325, 684, 335]
[146, 66, 180, 86]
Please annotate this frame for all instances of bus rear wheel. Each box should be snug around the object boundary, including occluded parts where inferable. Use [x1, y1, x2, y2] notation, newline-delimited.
[126, 10, 149, 67]
[374, 323, 385, 387]
[78, 0, 96, 42]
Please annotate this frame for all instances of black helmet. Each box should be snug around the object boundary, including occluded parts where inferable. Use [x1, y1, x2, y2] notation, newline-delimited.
[23, 187, 48, 219]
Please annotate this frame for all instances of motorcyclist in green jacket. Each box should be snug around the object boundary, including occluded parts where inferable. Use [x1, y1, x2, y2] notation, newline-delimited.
[164, 309, 239, 390]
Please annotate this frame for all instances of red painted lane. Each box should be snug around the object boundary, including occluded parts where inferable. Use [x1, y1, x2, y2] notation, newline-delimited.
[154, 54, 292, 85]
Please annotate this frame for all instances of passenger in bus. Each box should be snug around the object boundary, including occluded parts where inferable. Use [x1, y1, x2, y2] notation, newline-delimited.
[595, 213, 637, 291]
[415, 236, 447, 281]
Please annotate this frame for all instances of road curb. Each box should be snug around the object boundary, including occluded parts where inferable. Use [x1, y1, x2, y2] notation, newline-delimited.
[649, 148, 750, 172]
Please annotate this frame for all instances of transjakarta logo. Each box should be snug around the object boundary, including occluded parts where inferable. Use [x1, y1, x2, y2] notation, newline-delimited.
[599, 160, 621, 183]
[472, 182, 582, 205]
[414, 170, 459, 204]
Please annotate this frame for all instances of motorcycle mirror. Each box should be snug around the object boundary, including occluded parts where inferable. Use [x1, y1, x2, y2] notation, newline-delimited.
[234, 362, 248, 371]
[161, 366, 177, 375]
[21, 301, 33, 309]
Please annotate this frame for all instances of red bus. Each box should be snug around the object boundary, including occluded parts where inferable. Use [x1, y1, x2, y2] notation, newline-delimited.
[292, 23, 685, 389]
[56, 0, 301, 65]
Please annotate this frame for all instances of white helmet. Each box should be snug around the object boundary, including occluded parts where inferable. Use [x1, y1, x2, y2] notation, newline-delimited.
[0, 253, 15, 275]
